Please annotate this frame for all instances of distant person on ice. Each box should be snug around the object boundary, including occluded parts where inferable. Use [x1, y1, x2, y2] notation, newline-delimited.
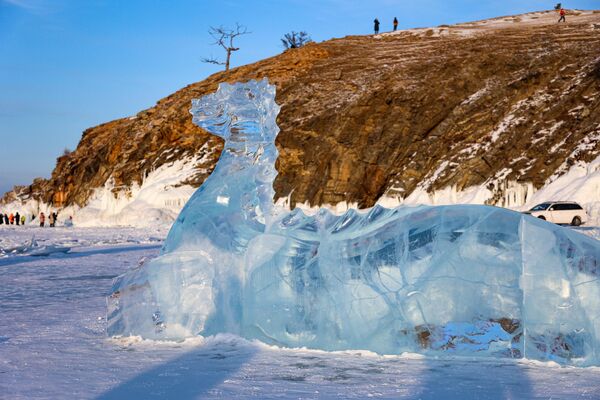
[374, 18, 380, 34]
[558, 8, 566, 23]
[15, 212, 20, 226]
[21, 215, 26, 225]
[393, 17, 398, 31]
[3, 214, 8, 225]
[39, 212, 45, 227]
[49, 212, 58, 227]
[9, 213, 14, 225]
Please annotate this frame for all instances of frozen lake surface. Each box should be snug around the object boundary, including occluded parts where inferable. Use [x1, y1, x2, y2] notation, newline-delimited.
[2, 225, 600, 399]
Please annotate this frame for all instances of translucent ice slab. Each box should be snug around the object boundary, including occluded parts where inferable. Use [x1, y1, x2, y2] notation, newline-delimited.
[108, 79, 600, 366]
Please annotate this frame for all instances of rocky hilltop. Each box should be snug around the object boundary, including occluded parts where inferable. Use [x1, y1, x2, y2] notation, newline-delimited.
[4, 10, 600, 212]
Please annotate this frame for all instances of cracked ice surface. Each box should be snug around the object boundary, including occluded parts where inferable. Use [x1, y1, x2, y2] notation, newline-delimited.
[108, 79, 600, 366]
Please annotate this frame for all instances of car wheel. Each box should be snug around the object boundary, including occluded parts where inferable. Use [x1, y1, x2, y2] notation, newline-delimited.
[537, 216, 546, 220]
[571, 216, 582, 227]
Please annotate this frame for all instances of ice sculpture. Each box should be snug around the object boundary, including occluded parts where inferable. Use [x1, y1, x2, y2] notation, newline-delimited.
[108, 79, 600, 366]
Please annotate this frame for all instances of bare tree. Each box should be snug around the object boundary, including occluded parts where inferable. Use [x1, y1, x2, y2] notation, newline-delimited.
[202, 23, 250, 71]
[281, 31, 312, 49]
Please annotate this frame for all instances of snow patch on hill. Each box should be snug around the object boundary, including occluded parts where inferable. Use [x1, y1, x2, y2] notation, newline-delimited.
[375, 10, 598, 40]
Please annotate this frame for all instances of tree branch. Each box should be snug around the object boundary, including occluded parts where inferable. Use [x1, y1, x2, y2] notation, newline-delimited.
[201, 57, 226, 66]
[202, 23, 250, 71]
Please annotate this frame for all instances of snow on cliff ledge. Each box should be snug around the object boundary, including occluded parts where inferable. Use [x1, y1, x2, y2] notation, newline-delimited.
[3, 153, 205, 228]
[70, 155, 201, 227]
[6, 152, 600, 228]
[377, 154, 600, 226]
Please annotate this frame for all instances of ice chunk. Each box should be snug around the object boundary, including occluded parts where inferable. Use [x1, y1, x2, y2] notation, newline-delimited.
[108, 79, 600, 366]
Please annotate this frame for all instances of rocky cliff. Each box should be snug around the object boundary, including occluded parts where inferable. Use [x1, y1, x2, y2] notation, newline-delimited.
[4, 10, 600, 211]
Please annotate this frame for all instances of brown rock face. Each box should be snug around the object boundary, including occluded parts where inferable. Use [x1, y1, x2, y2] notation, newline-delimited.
[4, 10, 600, 209]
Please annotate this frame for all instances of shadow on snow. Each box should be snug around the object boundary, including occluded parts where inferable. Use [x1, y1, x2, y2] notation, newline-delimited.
[0, 244, 162, 268]
[96, 340, 256, 400]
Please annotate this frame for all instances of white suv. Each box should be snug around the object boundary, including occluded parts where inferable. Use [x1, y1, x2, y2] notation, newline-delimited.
[524, 201, 588, 226]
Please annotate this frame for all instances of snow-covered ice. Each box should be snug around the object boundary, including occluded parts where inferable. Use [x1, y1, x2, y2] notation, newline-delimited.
[108, 80, 600, 368]
[3, 225, 600, 399]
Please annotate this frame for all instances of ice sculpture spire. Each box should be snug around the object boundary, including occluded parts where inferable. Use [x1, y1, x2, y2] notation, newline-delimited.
[163, 78, 280, 254]
[108, 79, 281, 338]
[109, 79, 600, 367]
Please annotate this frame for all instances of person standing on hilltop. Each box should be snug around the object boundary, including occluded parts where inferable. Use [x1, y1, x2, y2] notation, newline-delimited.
[558, 8, 566, 23]
[393, 17, 398, 31]
[374, 18, 380, 34]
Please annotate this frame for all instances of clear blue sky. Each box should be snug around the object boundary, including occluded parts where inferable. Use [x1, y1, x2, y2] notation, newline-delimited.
[0, 0, 597, 195]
